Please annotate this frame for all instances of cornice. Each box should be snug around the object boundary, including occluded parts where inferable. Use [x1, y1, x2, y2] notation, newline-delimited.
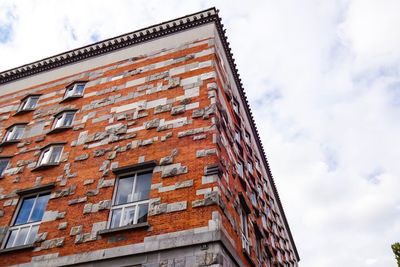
[0, 8, 218, 85]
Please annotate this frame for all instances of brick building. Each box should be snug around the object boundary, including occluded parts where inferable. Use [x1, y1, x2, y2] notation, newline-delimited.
[0, 8, 299, 267]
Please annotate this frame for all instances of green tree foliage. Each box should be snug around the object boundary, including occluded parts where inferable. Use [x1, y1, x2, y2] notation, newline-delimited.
[392, 243, 400, 266]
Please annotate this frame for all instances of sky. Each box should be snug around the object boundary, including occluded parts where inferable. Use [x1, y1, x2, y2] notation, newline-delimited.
[0, 0, 399, 266]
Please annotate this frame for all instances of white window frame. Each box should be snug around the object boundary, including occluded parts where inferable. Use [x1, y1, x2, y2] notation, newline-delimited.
[232, 99, 239, 114]
[0, 158, 10, 177]
[237, 162, 244, 178]
[52, 111, 76, 130]
[3, 125, 25, 142]
[63, 82, 86, 100]
[108, 169, 153, 229]
[18, 96, 40, 112]
[247, 161, 253, 173]
[3, 193, 50, 249]
[234, 129, 241, 143]
[240, 208, 250, 254]
[37, 145, 63, 166]
[244, 131, 251, 144]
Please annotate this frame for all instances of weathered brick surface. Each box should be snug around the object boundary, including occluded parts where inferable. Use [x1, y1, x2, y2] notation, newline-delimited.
[0, 33, 297, 266]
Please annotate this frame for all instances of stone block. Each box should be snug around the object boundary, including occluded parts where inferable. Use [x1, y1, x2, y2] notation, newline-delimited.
[70, 225, 83, 236]
[144, 118, 160, 129]
[68, 197, 87, 205]
[166, 201, 187, 213]
[58, 222, 68, 230]
[171, 105, 185, 115]
[154, 104, 172, 114]
[74, 154, 89, 162]
[161, 164, 188, 178]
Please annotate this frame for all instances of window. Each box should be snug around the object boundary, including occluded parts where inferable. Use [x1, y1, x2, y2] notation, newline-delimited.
[237, 162, 244, 178]
[234, 129, 241, 143]
[37, 145, 63, 167]
[62, 82, 86, 101]
[250, 191, 258, 207]
[255, 233, 263, 261]
[17, 95, 40, 112]
[240, 208, 250, 254]
[51, 110, 76, 131]
[0, 158, 10, 177]
[244, 131, 251, 144]
[4, 193, 50, 248]
[2, 124, 25, 143]
[247, 161, 253, 173]
[232, 99, 239, 114]
[109, 170, 152, 229]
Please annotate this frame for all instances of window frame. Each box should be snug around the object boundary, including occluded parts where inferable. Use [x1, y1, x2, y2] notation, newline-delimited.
[61, 81, 87, 102]
[0, 157, 11, 178]
[48, 109, 77, 134]
[34, 143, 65, 170]
[107, 166, 154, 230]
[16, 95, 40, 114]
[1, 123, 27, 145]
[2, 188, 52, 250]
[240, 207, 250, 254]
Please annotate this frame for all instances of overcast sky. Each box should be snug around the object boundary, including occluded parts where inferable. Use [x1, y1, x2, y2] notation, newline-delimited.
[0, 0, 399, 266]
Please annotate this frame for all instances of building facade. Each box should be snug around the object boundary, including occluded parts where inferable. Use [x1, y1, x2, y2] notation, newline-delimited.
[0, 8, 299, 267]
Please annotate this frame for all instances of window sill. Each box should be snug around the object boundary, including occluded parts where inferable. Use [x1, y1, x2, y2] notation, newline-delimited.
[60, 95, 83, 103]
[14, 109, 35, 116]
[98, 222, 150, 235]
[0, 140, 20, 147]
[46, 126, 72, 135]
[0, 243, 35, 254]
[31, 163, 60, 171]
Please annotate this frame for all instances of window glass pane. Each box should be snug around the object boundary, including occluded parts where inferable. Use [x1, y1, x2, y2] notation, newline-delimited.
[115, 176, 134, 205]
[25, 97, 38, 109]
[20, 99, 28, 110]
[4, 128, 13, 141]
[40, 149, 50, 165]
[63, 112, 75, 126]
[74, 84, 85, 95]
[13, 226, 29, 247]
[134, 172, 152, 202]
[15, 196, 35, 225]
[237, 163, 243, 177]
[48, 146, 62, 163]
[0, 159, 9, 176]
[122, 207, 135, 226]
[30, 194, 49, 222]
[110, 209, 122, 228]
[137, 204, 148, 224]
[13, 126, 25, 140]
[53, 115, 63, 129]
[5, 229, 18, 248]
[27, 225, 39, 244]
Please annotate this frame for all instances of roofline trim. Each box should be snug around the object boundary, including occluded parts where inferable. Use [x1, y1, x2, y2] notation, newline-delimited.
[0, 8, 218, 84]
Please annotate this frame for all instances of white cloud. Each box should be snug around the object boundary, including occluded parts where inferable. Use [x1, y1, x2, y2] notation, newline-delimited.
[0, 0, 399, 266]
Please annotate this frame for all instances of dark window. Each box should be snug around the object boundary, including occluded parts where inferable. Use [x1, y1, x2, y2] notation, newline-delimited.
[0, 158, 10, 176]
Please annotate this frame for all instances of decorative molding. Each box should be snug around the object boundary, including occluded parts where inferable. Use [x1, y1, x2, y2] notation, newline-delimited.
[0, 8, 218, 84]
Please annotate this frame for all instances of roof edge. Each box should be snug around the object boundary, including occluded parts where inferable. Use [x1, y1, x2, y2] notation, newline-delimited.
[0, 7, 218, 85]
